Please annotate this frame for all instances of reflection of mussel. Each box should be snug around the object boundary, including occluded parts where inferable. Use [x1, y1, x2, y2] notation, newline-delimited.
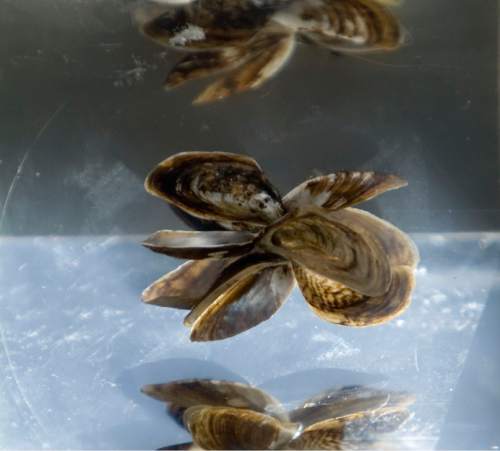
[141, 151, 419, 341]
[134, 0, 403, 103]
[142, 379, 415, 449]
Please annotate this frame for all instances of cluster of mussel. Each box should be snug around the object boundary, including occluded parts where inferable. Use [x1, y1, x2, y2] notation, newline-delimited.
[134, 0, 404, 103]
[142, 378, 415, 449]
[142, 151, 419, 342]
[135, 1, 417, 448]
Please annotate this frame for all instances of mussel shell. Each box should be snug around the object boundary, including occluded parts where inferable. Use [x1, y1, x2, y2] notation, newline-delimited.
[339, 406, 413, 443]
[259, 208, 391, 297]
[142, 379, 287, 421]
[289, 386, 414, 428]
[289, 386, 391, 428]
[145, 152, 285, 231]
[184, 405, 297, 450]
[190, 264, 295, 341]
[192, 27, 295, 105]
[350, 408, 411, 435]
[283, 172, 407, 213]
[184, 253, 287, 328]
[326, 208, 419, 269]
[288, 419, 344, 450]
[285, 207, 417, 326]
[278, 0, 402, 52]
[294, 264, 414, 326]
[165, 48, 244, 91]
[136, 0, 282, 50]
[142, 229, 257, 259]
[142, 258, 235, 309]
[290, 402, 413, 450]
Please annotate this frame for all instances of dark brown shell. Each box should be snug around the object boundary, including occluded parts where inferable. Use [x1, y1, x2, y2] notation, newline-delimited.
[190, 264, 294, 341]
[145, 152, 284, 231]
[136, 0, 285, 50]
[184, 253, 287, 328]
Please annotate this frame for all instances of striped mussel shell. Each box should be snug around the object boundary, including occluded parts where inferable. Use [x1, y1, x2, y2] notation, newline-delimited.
[145, 151, 285, 232]
[274, 0, 403, 52]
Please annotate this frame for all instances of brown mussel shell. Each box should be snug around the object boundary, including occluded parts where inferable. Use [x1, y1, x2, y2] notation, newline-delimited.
[184, 253, 287, 327]
[136, 0, 286, 50]
[191, 26, 295, 105]
[259, 207, 392, 297]
[287, 207, 418, 326]
[142, 379, 287, 421]
[283, 172, 407, 213]
[289, 386, 392, 427]
[135, 0, 403, 104]
[285, 0, 402, 53]
[289, 405, 413, 449]
[326, 208, 419, 269]
[190, 264, 295, 341]
[143, 380, 415, 450]
[142, 229, 257, 259]
[142, 258, 235, 309]
[184, 405, 297, 450]
[293, 264, 414, 327]
[145, 152, 285, 231]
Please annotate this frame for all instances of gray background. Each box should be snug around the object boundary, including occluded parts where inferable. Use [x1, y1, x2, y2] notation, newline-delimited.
[0, 0, 499, 449]
[0, 0, 498, 235]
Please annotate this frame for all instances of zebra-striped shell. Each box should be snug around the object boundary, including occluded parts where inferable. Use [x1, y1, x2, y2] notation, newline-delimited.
[274, 0, 402, 52]
[184, 406, 297, 450]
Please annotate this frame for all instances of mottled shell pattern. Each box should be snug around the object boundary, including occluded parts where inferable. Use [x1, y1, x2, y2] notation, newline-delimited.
[142, 378, 415, 450]
[142, 151, 419, 341]
[134, 0, 403, 103]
